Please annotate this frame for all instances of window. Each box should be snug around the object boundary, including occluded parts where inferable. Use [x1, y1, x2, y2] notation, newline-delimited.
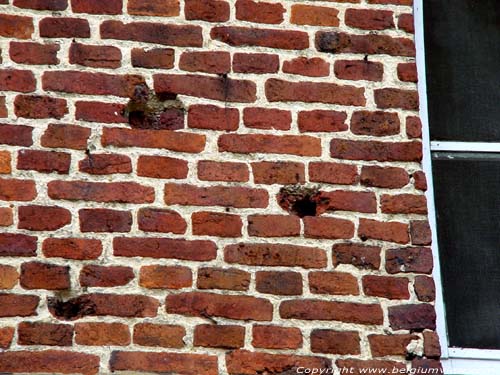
[416, 0, 500, 373]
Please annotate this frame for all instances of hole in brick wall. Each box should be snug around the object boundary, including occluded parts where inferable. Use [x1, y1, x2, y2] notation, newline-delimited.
[277, 185, 329, 218]
[123, 83, 185, 130]
[47, 295, 96, 321]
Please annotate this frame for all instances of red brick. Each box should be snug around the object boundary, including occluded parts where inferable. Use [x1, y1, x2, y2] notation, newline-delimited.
[412, 358, 443, 373]
[48, 180, 154, 203]
[80, 265, 134, 287]
[0, 294, 39, 317]
[18, 205, 71, 231]
[337, 359, 406, 375]
[110, 351, 217, 375]
[48, 294, 159, 319]
[71, 0, 122, 14]
[132, 48, 174, 69]
[2, 234, 36, 257]
[415, 275, 436, 302]
[14, 0, 67, 10]
[385, 247, 433, 274]
[102, 127, 205, 153]
[41, 124, 90, 150]
[369, 334, 418, 357]
[256, 271, 302, 295]
[235, 0, 285, 24]
[0, 351, 99, 375]
[198, 160, 249, 182]
[17, 150, 70, 174]
[75, 323, 130, 346]
[252, 161, 305, 185]
[0, 14, 33, 39]
[283, 57, 330, 77]
[309, 162, 358, 185]
[309, 271, 359, 295]
[345, 9, 394, 30]
[138, 208, 186, 234]
[194, 324, 245, 349]
[154, 74, 256, 103]
[291, 4, 339, 26]
[398, 13, 415, 33]
[39, 17, 90, 38]
[304, 216, 355, 240]
[137, 155, 187, 179]
[332, 243, 381, 270]
[211, 26, 308, 50]
[252, 325, 302, 349]
[20, 262, 70, 290]
[381, 194, 427, 214]
[225, 243, 327, 269]
[280, 299, 383, 325]
[311, 330, 360, 355]
[0, 69, 36, 93]
[179, 51, 230, 74]
[101, 20, 202, 47]
[413, 170, 428, 190]
[233, 53, 279, 74]
[0, 327, 14, 349]
[321, 190, 377, 213]
[389, 304, 436, 331]
[248, 214, 300, 237]
[298, 110, 348, 133]
[0, 124, 33, 146]
[316, 31, 415, 57]
[79, 153, 130, 175]
[410, 220, 432, 246]
[139, 265, 192, 289]
[398, 62, 418, 82]
[267, 78, 365, 106]
[114, 237, 217, 261]
[423, 331, 441, 358]
[361, 166, 409, 188]
[226, 350, 330, 375]
[0, 265, 18, 289]
[0, 97, 6, 118]
[351, 111, 399, 136]
[70, 43, 121, 69]
[128, 0, 179, 16]
[79, 209, 131, 233]
[165, 183, 268, 208]
[219, 133, 321, 156]
[243, 108, 291, 130]
[330, 139, 423, 162]
[42, 238, 102, 260]
[197, 267, 250, 291]
[185, 0, 229, 22]
[375, 88, 419, 110]
[0, 152, 11, 174]
[43, 71, 144, 98]
[188, 104, 239, 131]
[9, 42, 59, 65]
[18, 322, 73, 346]
[192, 211, 243, 238]
[133, 323, 185, 348]
[363, 275, 410, 300]
[359, 219, 409, 244]
[167, 292, 273, 321]
[15, 95, 67, 120]
[406, 116, 422, 138]
[335, 60, 384, 81]
[0, 178, 36, 201]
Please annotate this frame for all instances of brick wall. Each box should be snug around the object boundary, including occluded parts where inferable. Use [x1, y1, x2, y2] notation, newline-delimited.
[0, 0, 442, 374]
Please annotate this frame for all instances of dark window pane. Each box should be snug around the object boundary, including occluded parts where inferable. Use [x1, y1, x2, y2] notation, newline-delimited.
[432, 153, 500, 349]
[424, 0, 500, 141]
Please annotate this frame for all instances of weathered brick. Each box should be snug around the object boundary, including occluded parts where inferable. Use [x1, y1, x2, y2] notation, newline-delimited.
[197, 267, 250, 291]
[321, 190, 377, 214]
[188, 104, 239, 131]
[192, 211, 243, 238]
[423, 331, 441, 358]
[0, 69, 36, 93]
[137, 155, 188, 179]
[167, 292, 273, 321]
[248, 214, 300, 237]
[0, 327, 14, 349]
[386, 247, 433, 274]
[311, 330, 361, 355]
[363, 275, 410, 300]
[235, 0, 285, 24]
[330, 139, 422, 162]
[298, 110, 348, 133]
[9, 42, 59, 65]
[0, 178, 36, 202]
[0, 234, 36, 257]
[128, 0, 179, 16]
[132, 48, 175, 69]
[369, 334, 418, 357]
[345, 9, 394, 30]
[18, 322, 73, 346]
[0, 265, 18, 289]
[359, 219, 409, 244]
[398, 13, 415, 34]
[283, 57, 330, 77]
[0, 294, 39, 317]
[185, 0, 229, 22]
[332, 243, 381, 270]
[133, 323, 185, 348]
[412, 358, 443, 374]
[114, 237, 217, 261]
[413, 170, 428, 190]
[398, 62, 418, 82]
[139, 265, 192, 289]
[211, 26, 308, 50]
[219, 134, 321, 156]
[351, 110, 399, 136]
[233, 53, 279, 74]
[80, 265, 134, 287]
[0, 124, 33, 146]
[252, 325, 302, 349]
[179, 51, 230, 74]
[69, 43, 121, 69]
[79, 209, 131, 233]
[79, 153, 131, 175]
[414, 275, 436, 302]
[39, 17, 90, 38]
[389, 304, 436, 331]
[0, 152, 11, 174]
[14, 95, 67, 120]
[138, 208, 186, 234]
[243, 107, 291, 130]
[194, 324, 245, 349]
[71, 0, 122, 14]
[17, 150, 70, 174]
[406, 116, 423, 138]
[375, 88, 419, 110]
[41, 124, 90, 150]
[361, 166, 409, 188]
[0, 14, 33, 39]
[225, 243, 327, 269]
[198, 160, 249, 182]
[21, 262, 70, 290]
[18, 205, 71, 231]
[0, 97, 6, 118]
[252, 161, 305, 185]
[14, 0, 67, 10]
[256, 271, 302, 296]
[309, 271, 359, 295]
[42, 238, 102, 260]
[75, 322, 130, 346]
[410, 220, 432, 246]
[304, 216, 355, 240]
[291, 4, 339, 26]
[309, 162, 358, 185]
[381, 194, 427, 214]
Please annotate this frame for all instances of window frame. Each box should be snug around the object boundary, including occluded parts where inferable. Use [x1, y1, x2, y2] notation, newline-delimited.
[414, 1, 500, 373]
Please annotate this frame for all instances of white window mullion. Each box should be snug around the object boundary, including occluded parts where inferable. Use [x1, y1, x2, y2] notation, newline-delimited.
[431, 141, 500, 153]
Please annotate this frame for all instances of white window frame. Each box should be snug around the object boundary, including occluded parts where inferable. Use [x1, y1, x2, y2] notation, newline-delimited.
[414, 1, 500, 373]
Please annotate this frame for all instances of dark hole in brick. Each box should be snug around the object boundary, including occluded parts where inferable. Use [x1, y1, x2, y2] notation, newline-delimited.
[47, 295, 96, 321]
[277, 186, 329, 218]
[123, 83, 185, 130]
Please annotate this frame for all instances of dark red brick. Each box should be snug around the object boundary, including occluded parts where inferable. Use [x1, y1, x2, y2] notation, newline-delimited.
[298, 110, 348, 132]
[198, 161, 249, 182]
[69, 43, 121, 69]
[283, 57, 330, 77]
[20, 262, 70, 290]
[311, 329, 360, 355]
[194, 324, 245, 349]
[0, 69, 36, 93]
[42, 238, 102, 260]
[188, 104, 239, 131]
[0, 178, 36, 201]
[0, 14, 34, 39]
[389, 304, 436, 331]
[128, 0, 179, 16]
[309, 162, 358, 185]
[345, 8, 394, 30]
[235, 0, 285, 24]
[18, 205, 71, 231]
[330, 139, 422, 162]
[80, 265, 134, 287]
[332, 243, 381, 270]
[71, 0, 122, 14]
[385, 247, 433, 274]
[14, 0, 68, 10]
[138, 208, 186, 234]
[309, 271, 359, 296]
[79, 209, 132, 233]
[233, 53, 279, 74]
[133, 323, 185, 348]
[185, 0, 229, 22]
[179, 51, 230, 74]
[39, 17, 90, 38]
[41, 124, 90, 150]
[256, 271, 302, 296]
[139, 265, 192, 289]
[18, 322, 73, 346]
[9, 42, 59, 65]
[132, 48, 174, 69]
[0, 234, 37, 258]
